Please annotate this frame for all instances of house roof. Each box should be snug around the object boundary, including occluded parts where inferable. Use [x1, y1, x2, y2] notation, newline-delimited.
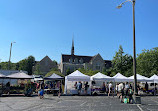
[40, 56, 53, 63]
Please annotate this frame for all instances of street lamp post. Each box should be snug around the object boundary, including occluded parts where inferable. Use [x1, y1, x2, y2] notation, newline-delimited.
[8, 42, 16, 70]
[117, 0, 141, 104]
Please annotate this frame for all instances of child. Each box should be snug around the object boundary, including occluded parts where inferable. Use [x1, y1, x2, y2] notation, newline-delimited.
[39, 82, 44, 99]
[40, 89, 44, 99]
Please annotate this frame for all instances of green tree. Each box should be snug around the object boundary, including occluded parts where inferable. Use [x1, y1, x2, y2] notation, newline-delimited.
[18, 59, 28, 71]
[18, 56, 35, 75]
[0, 62, 9, 70]
[137, 47, 158, 77]
[27, 56, 35, 75]
[78, 68, 100, 76]
[112, 45, 124, 74]
[66, 68, 73, 75]
[33, 63, 42, 75]
[45, 68, 64, 77]
[112, 45, 133, 76]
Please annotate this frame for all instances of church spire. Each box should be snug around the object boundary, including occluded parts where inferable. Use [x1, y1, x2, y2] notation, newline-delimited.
[71, 35, 74, 55]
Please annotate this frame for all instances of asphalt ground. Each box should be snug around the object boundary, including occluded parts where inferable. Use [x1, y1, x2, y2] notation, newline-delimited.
[0, 95, 158, 111]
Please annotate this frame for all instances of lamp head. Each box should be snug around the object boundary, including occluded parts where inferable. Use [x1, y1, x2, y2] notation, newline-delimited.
[117, 4, 122, 9]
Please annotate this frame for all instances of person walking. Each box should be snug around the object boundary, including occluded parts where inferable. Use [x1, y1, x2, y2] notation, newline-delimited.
[128, 85, 133, 103]
[84, 82, 89, 95]
[108, 82, 113, 97]
[120, 83, 125, 102]
[125, 82, 129, 96]
[74, 82, 77, 89]
[101, 82, 106, 93]
[145, 82, 149, 93]
[58, 81, 62, 98]
[77, 81, 82, 95]
[39, 82, 44, 99]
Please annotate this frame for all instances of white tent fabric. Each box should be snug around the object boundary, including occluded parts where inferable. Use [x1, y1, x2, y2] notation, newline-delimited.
[113, 73, 131, 82]
[150, 74, 158, 83]
[128, 74, 153, 82]
[44, 73, 63, 80]
[34, 78, 43, 81]
[6, 71, 32, 79]
[66, 70, 90, 81]
[91, 72, 114, 81]
[64, 70, 91, 95]
[0, 73, 5, 78]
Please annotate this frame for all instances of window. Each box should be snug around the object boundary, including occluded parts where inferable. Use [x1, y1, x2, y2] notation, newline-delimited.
[69, 58, 73, 63]
[74, 58, 78, 64]
[96, 63, 100, 70]
[79, 58, 83, 64]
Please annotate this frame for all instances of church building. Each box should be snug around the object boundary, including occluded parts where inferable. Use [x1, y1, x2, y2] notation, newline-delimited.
[59, 40, 112, 75]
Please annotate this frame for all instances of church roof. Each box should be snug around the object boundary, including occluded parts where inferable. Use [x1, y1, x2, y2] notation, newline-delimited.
[62, 54, 112, 65]
[62, 54, 93, 63]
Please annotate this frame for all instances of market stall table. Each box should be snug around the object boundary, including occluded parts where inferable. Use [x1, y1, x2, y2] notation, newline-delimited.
[44, 88, 59, 95]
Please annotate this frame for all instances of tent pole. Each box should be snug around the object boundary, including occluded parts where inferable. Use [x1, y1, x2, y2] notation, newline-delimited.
[154, 81, 156, 95]
[114, 81, 116, 96]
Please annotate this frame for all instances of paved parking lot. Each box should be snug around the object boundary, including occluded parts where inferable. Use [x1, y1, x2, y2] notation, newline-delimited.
[0, 95, 158, 111]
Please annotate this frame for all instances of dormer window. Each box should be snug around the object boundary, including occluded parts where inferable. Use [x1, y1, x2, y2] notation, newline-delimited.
[69, 58, 73, 63]
[79, 58, 83, 64]
[74, 58, 78, 64]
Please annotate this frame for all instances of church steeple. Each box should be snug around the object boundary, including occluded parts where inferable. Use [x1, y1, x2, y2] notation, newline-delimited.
[71, 37, 74, 55]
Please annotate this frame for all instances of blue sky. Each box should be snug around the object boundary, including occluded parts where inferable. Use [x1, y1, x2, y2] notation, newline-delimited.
[0, 0, 158, 63]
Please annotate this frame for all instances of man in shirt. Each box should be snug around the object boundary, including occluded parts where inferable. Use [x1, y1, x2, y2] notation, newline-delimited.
[77, 81, 82, 95]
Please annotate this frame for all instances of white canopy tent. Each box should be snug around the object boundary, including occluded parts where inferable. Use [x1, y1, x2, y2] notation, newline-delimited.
[0, 73, 5, 78]
[6, 71, 32, 79]
[31, 75, 43, 82]
[150, 74, 158, 83]
[34, 78, 43, 81]
[91, 72, 114, 94]
[66, 70, 90, 81]
[0, 73, 6, 86]
[113, 73, 132, 82]
[64, 70, 91, 95]
[91, 72, 114, 81]
[128, 74, 153, 82]
[44, 73, 63, 80]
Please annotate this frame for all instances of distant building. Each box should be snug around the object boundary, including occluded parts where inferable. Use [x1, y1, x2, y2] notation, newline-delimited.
[33, 56, 57, 75]
[59, 40, 112, 75]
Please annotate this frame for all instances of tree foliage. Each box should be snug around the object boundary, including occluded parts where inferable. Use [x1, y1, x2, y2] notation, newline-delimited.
[45, 68, 64, 77]
[137, 47, 158, 77]
[18, 56, 35, 75]
[78, 68, 100, 76]
[111, 45, 133, 77]
[0, 55, 35, 75]
[33, 63, 42, 75]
